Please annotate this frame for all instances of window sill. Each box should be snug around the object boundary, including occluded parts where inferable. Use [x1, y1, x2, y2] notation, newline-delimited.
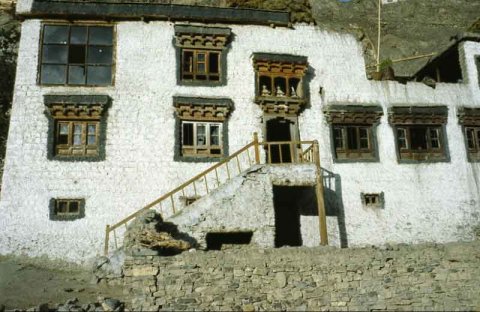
[334, 151, 378, 163]
[398, 151, 448, 163]
[174, 154, 224, 163]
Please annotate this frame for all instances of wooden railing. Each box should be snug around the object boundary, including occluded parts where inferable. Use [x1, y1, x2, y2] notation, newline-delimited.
[104, 133, 327, 255]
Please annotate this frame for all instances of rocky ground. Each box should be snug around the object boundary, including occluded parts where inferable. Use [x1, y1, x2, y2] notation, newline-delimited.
[0, 255, 124, 311]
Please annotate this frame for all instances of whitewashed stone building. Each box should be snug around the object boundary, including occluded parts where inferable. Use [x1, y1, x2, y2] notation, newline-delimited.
[1, 0, 480, 264]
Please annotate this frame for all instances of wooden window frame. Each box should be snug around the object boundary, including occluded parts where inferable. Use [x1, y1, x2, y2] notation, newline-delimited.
[464, 126, 480, 161]
[332, 124, 375, 160]
[39, 24, 114, 86]
[49, 198, 85, 221]
[181, 49, 221, 82]
[395, 125, 446, 161]
[54, 119, 100, 157]
[181, 121, 223, 157]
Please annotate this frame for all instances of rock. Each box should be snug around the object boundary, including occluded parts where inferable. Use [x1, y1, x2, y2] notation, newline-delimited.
[0, 304, 5, 312]
[242, 304, 255, 312]
[65, 298, 78, 305]
[102, 299, 122, 312]
[37, 304, 48, 312]
[276, 272, 287, 288]
[63, 288, 74, 293]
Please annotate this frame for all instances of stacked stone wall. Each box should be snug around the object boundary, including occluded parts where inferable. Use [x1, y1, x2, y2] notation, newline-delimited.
[124, 241, 480, 311]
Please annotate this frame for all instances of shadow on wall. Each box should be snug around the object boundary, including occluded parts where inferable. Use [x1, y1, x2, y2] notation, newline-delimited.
[292, 170, 347, 248]
[322, 168, 348, 248]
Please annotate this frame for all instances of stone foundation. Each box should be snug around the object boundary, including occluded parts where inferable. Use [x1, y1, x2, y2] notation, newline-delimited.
[123, 241, 480, 311]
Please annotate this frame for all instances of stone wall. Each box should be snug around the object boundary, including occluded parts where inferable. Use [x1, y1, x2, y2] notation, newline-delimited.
[123, 241, 480, 311]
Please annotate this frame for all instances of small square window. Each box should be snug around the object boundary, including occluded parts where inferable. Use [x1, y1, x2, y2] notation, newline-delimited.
[361, 193, 384, 209]
[54, 120, 100, 157]
[50, 198, 85, 221]
[39, 24, 114, 86]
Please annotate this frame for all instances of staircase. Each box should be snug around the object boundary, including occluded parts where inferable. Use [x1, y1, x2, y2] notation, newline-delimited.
[103, 133, 328, 255]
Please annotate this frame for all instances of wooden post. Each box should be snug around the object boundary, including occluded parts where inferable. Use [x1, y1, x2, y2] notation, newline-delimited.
[253, 132, 260, 164]
[104, 225, 110, 256]
[313, 141, 328, 246]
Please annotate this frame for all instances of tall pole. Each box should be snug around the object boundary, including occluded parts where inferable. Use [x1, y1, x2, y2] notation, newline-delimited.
[376, 0, 382, 72]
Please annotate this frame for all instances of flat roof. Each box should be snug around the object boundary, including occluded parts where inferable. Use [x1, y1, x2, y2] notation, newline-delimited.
[19, 0, 291, 27]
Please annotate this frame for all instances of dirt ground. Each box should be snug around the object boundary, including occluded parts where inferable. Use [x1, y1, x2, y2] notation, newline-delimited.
[0, 254, 124, 310]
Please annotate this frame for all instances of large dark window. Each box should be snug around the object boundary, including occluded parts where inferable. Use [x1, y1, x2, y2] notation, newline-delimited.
[181, 49, 220, 82]
[40, 25, 114, 86]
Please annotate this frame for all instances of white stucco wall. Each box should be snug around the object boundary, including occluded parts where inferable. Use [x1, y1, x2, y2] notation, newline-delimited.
[1, 19, 479, 264]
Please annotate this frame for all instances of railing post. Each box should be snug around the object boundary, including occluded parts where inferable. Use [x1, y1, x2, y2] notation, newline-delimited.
[104, 224, 110, 256]
[313, 141, 328, 246]
[253, 132, 260, 164]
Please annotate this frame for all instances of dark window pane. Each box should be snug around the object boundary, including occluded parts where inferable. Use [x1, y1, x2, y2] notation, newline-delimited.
[87, 46, 112, 64]
[397, 128, 407, 149]
[183, 123, 194, 145]
[197, 63, 206, 73]
[333, 127, 343, 149]
[346, 127, 358, 150]
[42, 45, 68, 64]
[89, 27, 113, 45]
[197, 53, 206, 62]
[68, 45, 86, 64]
[466, 128, 475, 149]
[87, 66, 112, 85]
[209, 52, 219, 74]
[68, 65, 86, 85]
[70, 26, 87, 44]
[410, 127, 427, 150]
[359, 128, 369, 149]
[41, 65, 66, 84]
[183, 51, 194, 73]
[69, 201, 79, 213]
[57, 201, 67, 213]
[43, 25, 69, 44]
[57, 123, 69, 144]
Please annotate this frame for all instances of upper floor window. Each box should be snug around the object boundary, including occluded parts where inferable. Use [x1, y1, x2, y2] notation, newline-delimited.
[252, 53, 308, 115]
[458, 107, 480, 162]
[173, 96, 233, 162]
[174, 25, 231, 86]
[324, 105, 383, 162]
[44, 94, 110, 161]
[389, 106, 448, 162]
[40, 24, 114, 86]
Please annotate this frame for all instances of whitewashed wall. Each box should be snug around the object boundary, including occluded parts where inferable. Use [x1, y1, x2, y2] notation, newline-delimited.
[1, 19, 479, 264]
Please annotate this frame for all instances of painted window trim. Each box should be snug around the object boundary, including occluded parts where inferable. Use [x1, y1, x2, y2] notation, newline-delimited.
[323, 105, 383, 163]
[44, 94, 111, 162]
[174, 25, 232, 87]
[173, 96, 233, 162]
[49, 198, 86, 221]
[458, 106, 480, 162]
[389, 106, 450, 164]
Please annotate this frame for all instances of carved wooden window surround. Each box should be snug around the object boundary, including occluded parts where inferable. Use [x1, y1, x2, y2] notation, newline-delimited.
[39, 24, 114, 86]
[389, 106, 448, 162]
[174, 25, 231, 86]
[458, 107, 480, 161]
[324, 105, 383, 161]
[253, 53, 308, 115]
[173, 96, 233, 161]
[44, 95, 110, 160]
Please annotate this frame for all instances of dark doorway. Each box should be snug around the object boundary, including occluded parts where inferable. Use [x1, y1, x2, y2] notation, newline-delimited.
[273, 185, 314, 247]
[266, 118, 293, 163]
[206, 232, 253, 250]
